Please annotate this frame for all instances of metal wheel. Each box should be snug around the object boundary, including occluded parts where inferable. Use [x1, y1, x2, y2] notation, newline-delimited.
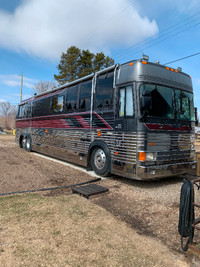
[22, 136, 26, 149]
[91, 146, 110, 176]
[25, 135, 32, 152]
[94, 148, 106, 170]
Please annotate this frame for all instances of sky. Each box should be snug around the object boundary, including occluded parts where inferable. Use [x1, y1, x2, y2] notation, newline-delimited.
[0, 0, 199, 113]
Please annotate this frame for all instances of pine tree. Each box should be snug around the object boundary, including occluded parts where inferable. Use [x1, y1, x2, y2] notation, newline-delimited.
[54, 46, 81, 85]
[54, 46, 115, 85]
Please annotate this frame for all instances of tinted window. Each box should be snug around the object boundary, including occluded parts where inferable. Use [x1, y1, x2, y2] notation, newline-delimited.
[175, 90, 195, 121]
[79, 80, 92, 111]
[18, 103, 31, 118]
[66, 85, 78, 112]
[51, 95, 64, 113]
[32, 98, 51, 117]
[140, 84, 174, 119]
[95, 71, 114, 109]
[18, 104, 25, 118]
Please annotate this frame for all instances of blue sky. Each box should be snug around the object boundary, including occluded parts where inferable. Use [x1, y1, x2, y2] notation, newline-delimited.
[0, 0, 199, 113]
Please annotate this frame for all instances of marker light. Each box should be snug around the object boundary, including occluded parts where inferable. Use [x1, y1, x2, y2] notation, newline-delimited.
[129, 62, 134, 66]
[142, 61, 147, 64]
[139, 152, 146, 161]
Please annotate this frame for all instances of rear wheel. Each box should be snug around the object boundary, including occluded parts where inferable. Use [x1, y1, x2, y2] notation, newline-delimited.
[91, 147, 110, 176]
[25, 136, 32, 152]
[22, 136, 26, 149]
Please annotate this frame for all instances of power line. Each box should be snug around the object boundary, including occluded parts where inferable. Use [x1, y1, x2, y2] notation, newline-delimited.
[115, 13, 200, 62]
[113, 11, 200, 59]
[164, 52, 200, 65]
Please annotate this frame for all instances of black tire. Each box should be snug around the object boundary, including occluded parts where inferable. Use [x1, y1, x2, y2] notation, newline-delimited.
[19, 135, 24, 148]
[91, 147, 110, 176]
[25, 135, 32, 152]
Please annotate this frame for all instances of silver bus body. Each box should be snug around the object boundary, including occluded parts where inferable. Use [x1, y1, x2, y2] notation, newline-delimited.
[16, 59, 196, 180]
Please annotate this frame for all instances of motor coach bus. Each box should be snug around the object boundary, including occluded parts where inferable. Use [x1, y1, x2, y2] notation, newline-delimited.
[16, 57, 197, 180]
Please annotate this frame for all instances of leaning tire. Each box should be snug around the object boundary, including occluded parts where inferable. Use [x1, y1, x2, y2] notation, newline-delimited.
[25, 135, 32, 152]
[91, 147, 110, 176]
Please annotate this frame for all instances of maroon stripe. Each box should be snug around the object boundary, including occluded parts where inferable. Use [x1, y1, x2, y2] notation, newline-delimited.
[75, 116, 90, 128]
[145, 123, 191, 131]
[16, 112, 113, 130]
[32, 119, 70, 129]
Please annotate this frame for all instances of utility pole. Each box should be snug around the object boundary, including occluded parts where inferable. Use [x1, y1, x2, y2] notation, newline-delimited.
[20, 72, 23, 102]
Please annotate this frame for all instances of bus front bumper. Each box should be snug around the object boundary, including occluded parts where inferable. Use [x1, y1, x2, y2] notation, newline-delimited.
[137, 161, 196, 180]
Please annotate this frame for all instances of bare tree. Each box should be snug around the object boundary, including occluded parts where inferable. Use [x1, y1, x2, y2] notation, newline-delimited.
[34, 81, 57, 94]
[0, 102, 16, 130]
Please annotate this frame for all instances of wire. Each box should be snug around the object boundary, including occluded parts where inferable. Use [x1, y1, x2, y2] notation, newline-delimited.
[113, 11, 200, 59]
[115, 14, 200, 62]
[0, 177, 101, 197]
[164, 52, 200, 65]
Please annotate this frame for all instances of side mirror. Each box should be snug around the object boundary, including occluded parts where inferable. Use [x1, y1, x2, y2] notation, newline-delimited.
[194, 107, 199, 126]
[140, 95, 152, 110]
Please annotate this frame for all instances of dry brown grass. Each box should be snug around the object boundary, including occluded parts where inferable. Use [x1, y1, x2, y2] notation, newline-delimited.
[0, 194, 188, 267]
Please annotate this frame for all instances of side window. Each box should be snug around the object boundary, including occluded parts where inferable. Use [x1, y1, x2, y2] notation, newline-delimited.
[119, 89, 125, 117]
[119, 86, 134, 117]
[126, 86, 134, 116]
[18, 105, 25, 118]
[95, 71, 114, 109]
[51, 95, 64, 113]
[79, 80, 92, 111]
[25, 103, 31, 118]
[66, 85, 78, 112]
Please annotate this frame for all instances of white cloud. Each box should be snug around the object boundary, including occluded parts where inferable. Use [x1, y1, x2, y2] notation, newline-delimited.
[0, 0, 158, 61]
[0, 74, 37, 89]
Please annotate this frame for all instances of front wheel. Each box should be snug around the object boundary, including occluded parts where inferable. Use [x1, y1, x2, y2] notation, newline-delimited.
[91, 147, 110, 176]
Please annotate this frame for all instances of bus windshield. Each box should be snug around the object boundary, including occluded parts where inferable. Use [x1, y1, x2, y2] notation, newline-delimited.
[140, 84, 195, 121]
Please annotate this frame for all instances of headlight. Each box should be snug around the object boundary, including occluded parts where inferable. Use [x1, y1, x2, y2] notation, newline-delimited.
[139, 152, 156, 161]
[146, 152, 156, 161]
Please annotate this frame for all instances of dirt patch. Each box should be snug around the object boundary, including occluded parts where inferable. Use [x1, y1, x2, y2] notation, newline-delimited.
[0, 135, 96, 196]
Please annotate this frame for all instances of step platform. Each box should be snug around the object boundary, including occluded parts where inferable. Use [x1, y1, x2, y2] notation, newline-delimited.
[72, 184, 109, 199]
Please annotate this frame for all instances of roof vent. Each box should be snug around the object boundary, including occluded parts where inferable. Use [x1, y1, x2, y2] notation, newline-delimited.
[142, 54, 149, 61]
[177, 67, 182, 72]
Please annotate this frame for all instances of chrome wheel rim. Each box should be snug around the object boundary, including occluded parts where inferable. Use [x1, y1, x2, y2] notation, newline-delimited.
[26, 139, 30, 149]
[94, 149, 106, 170]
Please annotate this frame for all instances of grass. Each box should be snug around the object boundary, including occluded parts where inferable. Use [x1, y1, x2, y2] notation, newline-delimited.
[0, 194, 188, 267]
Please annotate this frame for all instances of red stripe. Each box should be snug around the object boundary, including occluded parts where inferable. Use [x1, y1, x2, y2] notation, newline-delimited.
[75, 116, 90, 128]
[145, 123, 191, 132]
